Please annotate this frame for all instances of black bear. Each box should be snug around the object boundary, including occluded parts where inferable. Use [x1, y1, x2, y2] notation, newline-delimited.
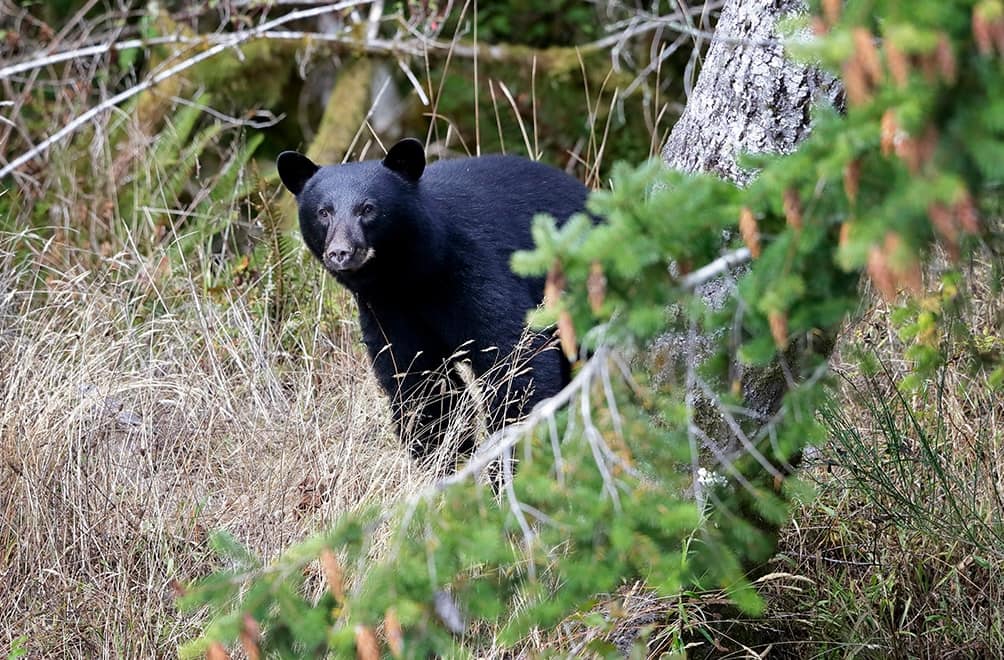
[277, 138, 588, 460]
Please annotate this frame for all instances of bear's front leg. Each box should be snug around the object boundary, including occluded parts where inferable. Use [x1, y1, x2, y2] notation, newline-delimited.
[358, 301, 465, 463]
[471, 327, 566, 437]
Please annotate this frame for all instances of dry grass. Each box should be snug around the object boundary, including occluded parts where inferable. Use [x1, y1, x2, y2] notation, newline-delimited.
[3, 166, 1000, 660]
[749, 261, 1004, 658]
[2, 3, 1000, 654]
[0, 9, 637, 650]
[0, 126, 573, 659]
[0, 229, 444, 656]
[3, 140, 1000, 659]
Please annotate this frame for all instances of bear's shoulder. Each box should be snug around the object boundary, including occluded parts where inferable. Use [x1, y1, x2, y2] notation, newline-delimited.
[419, 155, 587, 220]
[423, 154, 573, 183]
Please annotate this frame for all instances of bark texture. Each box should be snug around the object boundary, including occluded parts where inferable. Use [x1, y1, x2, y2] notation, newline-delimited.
[658, 0, 841, 440]
[662, 0, 841, 186]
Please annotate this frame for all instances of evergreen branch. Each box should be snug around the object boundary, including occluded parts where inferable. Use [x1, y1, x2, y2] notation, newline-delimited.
[416, 246, 762, 505]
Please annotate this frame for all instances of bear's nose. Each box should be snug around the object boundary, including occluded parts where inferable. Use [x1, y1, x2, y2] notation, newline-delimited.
[326, 248, 353, 265]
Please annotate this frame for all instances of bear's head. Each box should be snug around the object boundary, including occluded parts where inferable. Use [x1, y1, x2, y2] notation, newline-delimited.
[277, 138, 430, 291]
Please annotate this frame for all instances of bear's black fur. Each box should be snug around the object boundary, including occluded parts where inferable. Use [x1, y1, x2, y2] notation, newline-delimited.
[277, 139, 588, 460]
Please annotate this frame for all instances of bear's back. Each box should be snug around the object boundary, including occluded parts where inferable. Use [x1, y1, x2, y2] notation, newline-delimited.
[420, 154, 588, 252]
[423, 155, 586, 208]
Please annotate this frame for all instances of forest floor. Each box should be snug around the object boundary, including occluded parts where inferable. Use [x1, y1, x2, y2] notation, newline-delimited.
[4, 202, 1002, 658]
[2, 124, 1002, 660]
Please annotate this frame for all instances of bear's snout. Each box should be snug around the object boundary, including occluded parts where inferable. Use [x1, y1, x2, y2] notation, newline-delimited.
[324, 245, 373, 272]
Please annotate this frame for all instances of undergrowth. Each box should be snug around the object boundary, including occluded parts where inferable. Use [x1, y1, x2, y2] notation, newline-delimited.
[0, 108, 432, 653]
[1, 0, 1002, 657]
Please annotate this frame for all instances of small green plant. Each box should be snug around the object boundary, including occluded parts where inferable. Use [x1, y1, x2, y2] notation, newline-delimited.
[824, 357, 1004, 558]
[6, 636, 28, 660]
[756, 345, 1004, 655]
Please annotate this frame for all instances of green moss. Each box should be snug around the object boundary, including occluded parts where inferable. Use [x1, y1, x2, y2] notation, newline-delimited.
[192, 39, 297, 111]
[307, 58, 373, 164]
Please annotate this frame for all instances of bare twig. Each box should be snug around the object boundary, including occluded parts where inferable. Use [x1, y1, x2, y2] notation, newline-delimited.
[582, 383, 622, 511]
[168, 96, 284, 129]
[1, 6, 762, 84]
[622, 32, 689, 98]
[502, 444, 537, 581]
[396, 58, 430, 106]
[679, 247, 751, 291]
[695, 374, 784, 481]
[0, 0, 373, 179]
[547, 414, 564, 486]
[600, 358, 623, 439]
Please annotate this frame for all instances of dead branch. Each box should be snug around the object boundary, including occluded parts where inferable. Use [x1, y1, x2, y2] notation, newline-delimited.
[0, 0, 373, 180]
[0, 14, 725, 82]
[679, 247, 751, 291]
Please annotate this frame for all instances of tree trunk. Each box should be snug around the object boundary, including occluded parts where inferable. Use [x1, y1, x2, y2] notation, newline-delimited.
[662, 0, 841, 186]
[658, 0, 841, 445]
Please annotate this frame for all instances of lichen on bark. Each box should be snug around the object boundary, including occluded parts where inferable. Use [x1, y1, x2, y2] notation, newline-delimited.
[657, 0, 842, 449]
[661, 0, 842, 186]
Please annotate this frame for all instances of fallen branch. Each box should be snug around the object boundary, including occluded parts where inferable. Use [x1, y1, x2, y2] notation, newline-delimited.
[0, 14, 721, 81]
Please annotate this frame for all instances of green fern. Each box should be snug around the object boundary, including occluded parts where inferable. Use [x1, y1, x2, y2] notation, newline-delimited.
[161, 122, 227, 213]
[116, 94, 218, 248]
[255, 173, 300, 330]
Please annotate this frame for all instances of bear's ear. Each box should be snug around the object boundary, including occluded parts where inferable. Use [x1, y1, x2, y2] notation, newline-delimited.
[382, 138, 426, 183]
[277, 151, 319, 196]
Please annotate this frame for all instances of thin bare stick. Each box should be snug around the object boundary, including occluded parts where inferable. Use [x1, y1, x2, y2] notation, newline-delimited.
[473, 0, 480, 155]
[365, 0, 384, 42]
[581, 370, 621, 510]
[695, 375, 784, 481]
[679, 247, 751, 291]
[168, 96, 284, 129]
[689, 422, 757, 494]
[487, 80, 506, 153]
[547, 414, 564, 486]
[623, 32, 689, 99]
[497, 81, 533, 157]
[396, 58, 430, 106]
[600, 358, 624, 440]
[0, 0, 372, 179]
[502, 445, 537, 581]
[531, 56, 539, 160]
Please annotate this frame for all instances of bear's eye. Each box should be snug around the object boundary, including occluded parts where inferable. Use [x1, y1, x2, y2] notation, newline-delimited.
[360, 202, 375, 216]
[317, 207, 331, 221]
